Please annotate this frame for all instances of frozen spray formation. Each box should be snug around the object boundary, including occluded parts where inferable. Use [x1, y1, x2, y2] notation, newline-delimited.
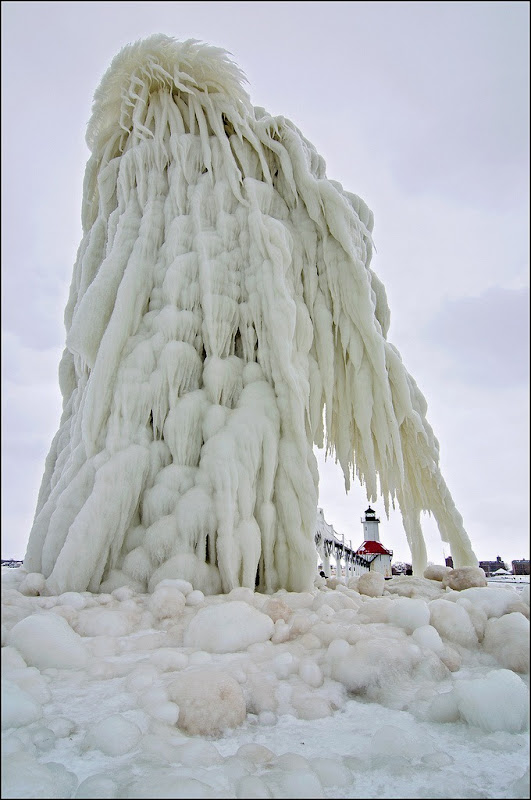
[24, 34, 477, 594]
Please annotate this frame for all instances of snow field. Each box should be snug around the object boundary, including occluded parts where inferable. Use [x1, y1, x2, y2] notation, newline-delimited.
[2, 566, 529, 798]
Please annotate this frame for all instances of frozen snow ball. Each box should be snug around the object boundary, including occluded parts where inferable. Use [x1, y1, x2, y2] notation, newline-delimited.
[75, 606, 135, 637]
[412, 624, 444, 654]
[454, 669, 529, 732]
[58, 591, 87, 610]
[148, 553, 222, 595]
[74, 773, 119, 798]
[153, 577, 194, 596]
[148, 585, 186, 620]
[1, 679, 42, 729]
[427, 690, 460, 723]
[442, 566, 487, 591]
[369, 724, 434, 759]
[173, 739, 223, 767]
[428, 598, 478, 647]
[236, 775, 271, 799]
[456, 587, 526, 619]
[263, 768, 323, 798]
[299, 658, 324, 688]
[7, 613, 88, 670]
[1, 645, 27, 674]
[483, 612, 530, 673]
[290, 688, 332, 720]
[521, 583, 530, 606]
[1, 751, 73, 800]
[388, 597, 430, 633]
[357, 572, 385, 597]
[126, 772, 219, 798]
[262, 596, 293, 622]
[84, 713, 142, 756]
[18, 572, 46, 596]
[310, 757, 352, 788]
[169, 669, 246, 736]
[423, 565, 451, 582]
[186, 589, 205, 606]
[184, 601, 274, 653]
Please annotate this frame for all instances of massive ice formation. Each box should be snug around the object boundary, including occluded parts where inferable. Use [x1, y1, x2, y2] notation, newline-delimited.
[23, 34, 477, 594]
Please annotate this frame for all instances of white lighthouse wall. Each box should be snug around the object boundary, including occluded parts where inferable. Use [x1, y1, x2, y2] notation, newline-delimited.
[363, 520, 380, 542]
[370, 554, 392, 578]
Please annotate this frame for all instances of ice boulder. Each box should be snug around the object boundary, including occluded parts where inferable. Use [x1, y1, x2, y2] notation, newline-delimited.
[169, 668, 246, 736]
[423, 565, 451, 582]
[7, 613, 88, 670]
[357, 572, 385, 597]
[388, 597, 430, 633]
[454, 669, 529, 732]
[147, 553, 222, 595]
[483, 612, 530, 673]
[83, 713, 142, 756]
[183, 601, 274, 652]
[442, 567, 487, 591]
[428, 599, 478, 647]
[148, 584, 186, 620]
[1, 679, 42, 729]
[1, 751, 77, 799]
[74, 606, 136, 637]
[18, 572, 46, 596]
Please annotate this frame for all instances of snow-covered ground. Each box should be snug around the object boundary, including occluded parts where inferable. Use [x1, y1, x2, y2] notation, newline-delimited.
[1, 566, 529, 799]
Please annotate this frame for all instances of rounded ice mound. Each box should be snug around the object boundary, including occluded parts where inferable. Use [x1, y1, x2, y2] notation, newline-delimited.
[7, 613, 88, 670]
[169, 668, 246, 736]
[423, 565, 451, 582]
[357, 572, 385, 597]
[483, 612, 530, 673]
[83, 713, 142, 756]
[388, 596, 430, 633]
[183, 600, 274, 653]
[454, 669, 529, 732]
[148, 585, 186, 620]
[428, 599, 478, 647]
[125, 771, 220, 799]
[1, 679, 42, 729]
[442, 567, 487, 590]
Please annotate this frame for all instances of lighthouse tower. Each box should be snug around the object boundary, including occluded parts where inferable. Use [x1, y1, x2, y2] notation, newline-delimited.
[361, 506, 381, 542]
[355, 506, 393, 577]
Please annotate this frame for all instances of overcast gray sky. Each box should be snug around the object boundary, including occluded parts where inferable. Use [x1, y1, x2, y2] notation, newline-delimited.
[1, 1, 529, 568]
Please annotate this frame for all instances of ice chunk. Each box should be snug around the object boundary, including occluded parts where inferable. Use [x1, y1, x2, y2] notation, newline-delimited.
[83, 713, 142, 756]
[1, 679, 42, 729]
[7, 613, 88, 670]
[454, 669, 529, 732]
[428, 599, 478, 647]
[183, 601, 274, 652]
[482, 612, 529, 673]
[357, 572, 385, 597]
[442, 567, 487, 590]
[169, 669, 246, 736]
[388, 596, 430, 633]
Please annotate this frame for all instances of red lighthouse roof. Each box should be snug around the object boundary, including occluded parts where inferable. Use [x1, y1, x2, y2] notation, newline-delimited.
[356, 540, 393, 556]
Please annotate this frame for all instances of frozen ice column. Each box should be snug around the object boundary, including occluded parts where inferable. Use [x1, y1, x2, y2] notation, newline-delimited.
[23, 34, 478, 594]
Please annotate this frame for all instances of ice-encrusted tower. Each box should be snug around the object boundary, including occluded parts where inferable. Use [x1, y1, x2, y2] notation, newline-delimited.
[23, 35, 478, 595]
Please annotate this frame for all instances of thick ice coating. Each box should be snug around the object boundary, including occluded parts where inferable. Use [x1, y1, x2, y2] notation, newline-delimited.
[23, 34, 477, 594]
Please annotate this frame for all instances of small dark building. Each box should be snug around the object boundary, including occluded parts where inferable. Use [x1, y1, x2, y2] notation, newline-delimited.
[445, 556, 454, 569]
[479, 556, 508, 577]
[512, 559, 530, 576]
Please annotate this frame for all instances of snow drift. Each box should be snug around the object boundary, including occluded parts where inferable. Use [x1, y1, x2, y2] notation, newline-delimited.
[23, 34, 477, 594]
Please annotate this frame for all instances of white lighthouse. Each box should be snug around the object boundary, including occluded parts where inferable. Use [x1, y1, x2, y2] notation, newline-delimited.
[361, 505, 381, 541]
[355, 506, 393, 578]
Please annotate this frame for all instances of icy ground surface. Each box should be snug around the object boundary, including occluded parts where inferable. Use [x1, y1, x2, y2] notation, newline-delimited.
[1, 567, 529, 799]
